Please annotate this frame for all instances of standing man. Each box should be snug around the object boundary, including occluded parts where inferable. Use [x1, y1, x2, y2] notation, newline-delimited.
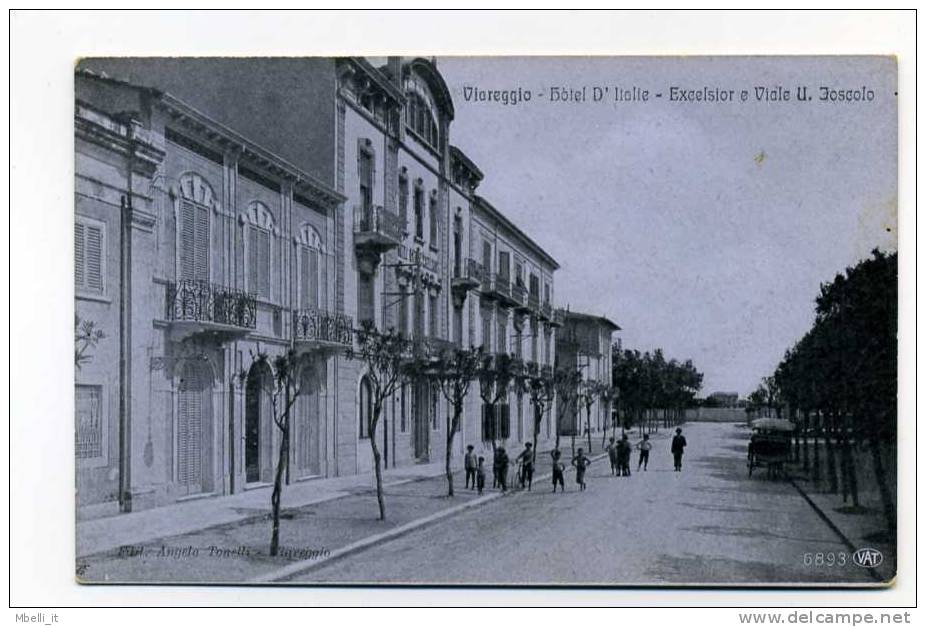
[464, 445, 477, 490]
[671, 427, 688, 472]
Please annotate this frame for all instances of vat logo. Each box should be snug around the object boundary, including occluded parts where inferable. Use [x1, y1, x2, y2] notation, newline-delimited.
[852, 548, 884, 568]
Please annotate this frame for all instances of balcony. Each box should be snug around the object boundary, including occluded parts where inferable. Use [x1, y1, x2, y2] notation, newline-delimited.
[541, 364, 553, 379]
[353, 205, 404, 252]
[483, 273, 517, 307]
[528, 291, 540, 314]
[293, 307, 354, 353]
[539, 301, 553, 321]
[451, 257, 482, 293]
[551, 308, 566, 328]
[511, 283, 529, 312]
[409, 336, 457, 364]
[165, 279, 256, 342]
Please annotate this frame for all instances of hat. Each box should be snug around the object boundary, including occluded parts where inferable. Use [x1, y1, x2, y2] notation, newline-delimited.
[676, 428, 682, 433]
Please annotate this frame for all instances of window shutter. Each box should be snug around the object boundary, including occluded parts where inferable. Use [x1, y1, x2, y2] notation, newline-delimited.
[247, 227, 258, 294]
[300, 246, 319, 309]
[85, 225, 103, 293]
[258, 229, 270, 299]
[499, 404, 510, 439]
[179, 201, 196, 280]
[194, 204, 209, 281]
[74, 222, 85, 288]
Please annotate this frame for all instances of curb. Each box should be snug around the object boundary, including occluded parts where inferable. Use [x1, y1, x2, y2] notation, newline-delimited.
[787, 477, 889, 584]
[252, 451, 609, 583]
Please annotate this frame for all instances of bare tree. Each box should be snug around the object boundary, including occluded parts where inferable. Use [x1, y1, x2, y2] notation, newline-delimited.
[238, 347, 314, 556]
[346, 321, 412, 520]
[432, 346, 484, 496]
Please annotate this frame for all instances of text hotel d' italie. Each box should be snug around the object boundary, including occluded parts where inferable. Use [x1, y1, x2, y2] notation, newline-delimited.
[461, 84, 880, 106]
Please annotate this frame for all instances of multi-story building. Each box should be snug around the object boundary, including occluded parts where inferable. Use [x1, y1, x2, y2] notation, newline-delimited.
[555, 311, 620, 438]
[74, 57, 563, 517]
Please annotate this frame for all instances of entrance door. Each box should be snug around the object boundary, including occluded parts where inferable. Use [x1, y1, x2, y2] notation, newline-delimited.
[245, 368, 262, 483]
[414, 381, 430, 461]
[178, 361, 211, 496]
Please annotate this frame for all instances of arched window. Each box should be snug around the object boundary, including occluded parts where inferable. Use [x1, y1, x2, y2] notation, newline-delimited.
[177, 173, 216, 282]
[359, 376, 373, 439]
[295, 224, 325, 310]
[244, 201, 276, 300]
[405, 92, 439, 150]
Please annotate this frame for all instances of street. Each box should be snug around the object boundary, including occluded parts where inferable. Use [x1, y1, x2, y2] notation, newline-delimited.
[290, 422, 875, 585]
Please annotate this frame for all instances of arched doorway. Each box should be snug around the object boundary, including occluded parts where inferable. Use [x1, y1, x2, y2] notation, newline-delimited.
[245, 362, 270, 484]
[296, 364, 322, 478]
[177, 360, 213, 496]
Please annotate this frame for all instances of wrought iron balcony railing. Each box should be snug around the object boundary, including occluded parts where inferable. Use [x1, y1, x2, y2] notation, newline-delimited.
[540, 301, 553, 320]
[293, 307, 353, 347]
[452, 257, 483, 292]
[353, 205, 405, 249]
[528, 291, 541, 314]
[166, 279, 257, 329]
[511, 283, 528, 308]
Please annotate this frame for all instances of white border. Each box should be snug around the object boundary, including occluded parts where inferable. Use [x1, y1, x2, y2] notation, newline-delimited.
[7, 8, 917, 612]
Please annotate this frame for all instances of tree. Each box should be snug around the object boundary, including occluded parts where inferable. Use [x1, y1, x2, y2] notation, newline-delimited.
[432, 345, 483, 496]
[346, 320, 413, 521]
[553, 366, 583, 453]
[75, 314, 105, 369]
[520, 365, 555, 465]
[477, 352, 520, 451]
[577, 379, 601, 452]
[238, 347, 314, 556]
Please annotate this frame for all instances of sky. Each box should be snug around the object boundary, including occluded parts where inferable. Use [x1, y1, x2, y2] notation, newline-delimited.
[435, 56, 896, 397]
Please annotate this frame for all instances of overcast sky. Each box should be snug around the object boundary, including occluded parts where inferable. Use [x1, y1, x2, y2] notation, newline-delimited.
[436, 56, 896, 396]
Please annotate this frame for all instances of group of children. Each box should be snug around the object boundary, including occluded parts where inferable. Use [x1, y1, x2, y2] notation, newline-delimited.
[462, 428, 687, 495]
[606, 433, 653, 477]
[460, 442, 599, 494]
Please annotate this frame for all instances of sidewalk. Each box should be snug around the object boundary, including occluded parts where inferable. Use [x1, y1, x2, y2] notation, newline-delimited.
[77, 458, 452, 557]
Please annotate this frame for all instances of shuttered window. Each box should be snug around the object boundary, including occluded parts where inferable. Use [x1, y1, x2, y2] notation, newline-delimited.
[178, 364, 204, 487]
[359, 151, 374, 211]
[248, 226, 272, 299]
[357, 272, 375, 324]
[429, 294, 438, 337]
[300, 246, 319, 309]
[75, 217, 105, 294]
[75, 385, 103, 459]
[179, 200, 209, 281]
[428, 194, 438, 244]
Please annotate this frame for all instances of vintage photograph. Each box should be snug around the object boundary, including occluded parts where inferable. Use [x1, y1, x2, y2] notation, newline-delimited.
[73, 55, 897, 586]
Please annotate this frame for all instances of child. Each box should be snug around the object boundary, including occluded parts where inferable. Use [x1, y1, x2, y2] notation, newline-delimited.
[636, 433, 652, 471]
[516, 442, 534, 490]
[464, 444, 477, 489]
[550, 448, 566, 493]
[494, 446, 509, 492]
[475, 456, 486, 494]
[606, 437, 619, 476]
[571, 447, 591, 491]
[617, 433, 632, 476]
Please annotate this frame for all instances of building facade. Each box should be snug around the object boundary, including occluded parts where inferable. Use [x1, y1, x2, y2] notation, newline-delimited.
[75, 57, 569, 516]
[555, 311, 620, 439]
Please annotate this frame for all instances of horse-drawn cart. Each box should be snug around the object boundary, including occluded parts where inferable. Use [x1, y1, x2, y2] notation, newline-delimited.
[747, 418, 794, 479]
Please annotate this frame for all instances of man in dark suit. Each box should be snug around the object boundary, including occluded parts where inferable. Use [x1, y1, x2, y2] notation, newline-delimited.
[671, 428, 688, 472]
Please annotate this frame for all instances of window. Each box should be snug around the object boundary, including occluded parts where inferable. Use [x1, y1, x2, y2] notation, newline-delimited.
[497, 317, 507, 354]
[453, 305, 463, 346]
[359, 376, 373, 439]
[414, 291, 424, 339]
[428, 193, 438, 245]
[482, 241, 492, 274]
[531, 319, 539, 362]
[357, 272, 375, 324]
[179, 199, 210, 281]
[398, 175, 409, 228]
[405, 92, 439, 150]
[400, 384, 407, 433]
[75, 216, 105, 295]
[544, 282, 551, 305]
[530, 274, 540, 300]
[300, 245, 319, 309]
[515, 263, 524, 287]
[414, 185, 424, 239]
[76, 384, 104, 459]
[430, 385, 440, 430]
[545, 330, 552, 365]
[498, 251, 510, 281]
[429, 294, 439, 337]
[514, 330, 522, 359]
[359, 150, 374, 211]
[482, 315, 492, 349]
[397, 287, 408, 336]
[248, 225, 272, 299]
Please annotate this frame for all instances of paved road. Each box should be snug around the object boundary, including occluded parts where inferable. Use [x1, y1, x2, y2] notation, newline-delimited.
[292, 422, 874, 585]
